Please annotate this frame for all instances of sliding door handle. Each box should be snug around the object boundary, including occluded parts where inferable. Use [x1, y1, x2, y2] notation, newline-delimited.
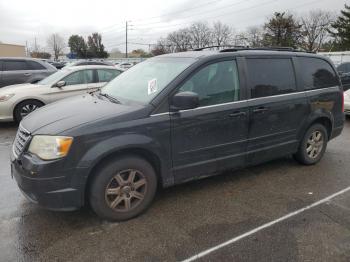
[253, 107, 268, 114]
[229, 111, 246, 117]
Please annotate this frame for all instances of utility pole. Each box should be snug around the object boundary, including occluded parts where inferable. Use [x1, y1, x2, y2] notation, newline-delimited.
[125, 21, 128, 58]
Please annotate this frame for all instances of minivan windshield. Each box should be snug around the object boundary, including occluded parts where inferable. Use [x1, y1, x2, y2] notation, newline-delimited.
[38, 69, 71, 85]
[101, 57, 195, 104]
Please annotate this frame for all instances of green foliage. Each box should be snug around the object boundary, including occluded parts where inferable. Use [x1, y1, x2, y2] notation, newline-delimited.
[329, 4, 350, 50]
[68, 35, 87, 58]
[263, 12, 303, 47]
[87, 33, 108, 58]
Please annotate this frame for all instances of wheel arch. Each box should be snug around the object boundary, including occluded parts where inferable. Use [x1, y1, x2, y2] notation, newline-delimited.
[298, 113, 333, 141]
[84, 147, 164, 204]
[13, 98, 46, 121]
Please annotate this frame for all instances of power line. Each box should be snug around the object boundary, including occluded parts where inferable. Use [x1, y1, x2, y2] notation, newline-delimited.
[132, 0, 249, 27]
[131, 0, 223, 22]
[133, 0, 277, 30]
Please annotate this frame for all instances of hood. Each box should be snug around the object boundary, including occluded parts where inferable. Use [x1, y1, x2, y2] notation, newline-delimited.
[0, 83, 44, 93]
[21, 94, 143, 134]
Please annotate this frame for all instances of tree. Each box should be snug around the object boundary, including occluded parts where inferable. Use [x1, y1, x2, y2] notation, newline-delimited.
[329, 4, 350, 50]
[68, 35, 87, 58]
[188, 22, 212, 48]
[30, 51, 51, 59]
[151, 39, 172, 56]
[47, 33, 65, 60]
[245, 26, 264, 47]
[301, 10, 333, 52]
[87, 33, 108, 58]
[167, 28, 192, 51]
[130, 49, 151, 57]
[263, 12, 303, 47]
[212, 21, 233, 47]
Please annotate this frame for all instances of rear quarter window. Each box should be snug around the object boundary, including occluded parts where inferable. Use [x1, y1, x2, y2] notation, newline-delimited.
[27, 61, 46, 70]
[299, 57, 339, 90]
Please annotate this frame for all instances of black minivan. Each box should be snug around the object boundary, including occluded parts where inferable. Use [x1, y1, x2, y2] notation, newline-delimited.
[11, 48, 345, 221]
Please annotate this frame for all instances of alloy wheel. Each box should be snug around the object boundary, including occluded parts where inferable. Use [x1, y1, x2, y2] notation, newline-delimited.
[20, 104, 39, 118]
[306, 130, 324, 159]
[105, 169, 147, 212]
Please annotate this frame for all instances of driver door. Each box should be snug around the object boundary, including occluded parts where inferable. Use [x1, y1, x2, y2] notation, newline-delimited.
[170, 59, 249, 183]
[49, 69, 94, 102]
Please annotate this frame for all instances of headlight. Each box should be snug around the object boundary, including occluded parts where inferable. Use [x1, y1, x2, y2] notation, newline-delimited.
[0, 94, 15, 102]
[28, 135, 73, 160]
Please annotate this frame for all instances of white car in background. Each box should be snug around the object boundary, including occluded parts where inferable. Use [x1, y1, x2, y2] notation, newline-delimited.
[0, 65, 123, 122]
[345, 89, 350, 115]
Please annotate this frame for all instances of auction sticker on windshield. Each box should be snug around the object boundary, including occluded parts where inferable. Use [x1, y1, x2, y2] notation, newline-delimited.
[148, 78, 158, 95]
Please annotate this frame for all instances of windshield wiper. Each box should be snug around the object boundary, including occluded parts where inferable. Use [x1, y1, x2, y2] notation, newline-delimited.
[99, 92, 121, 104]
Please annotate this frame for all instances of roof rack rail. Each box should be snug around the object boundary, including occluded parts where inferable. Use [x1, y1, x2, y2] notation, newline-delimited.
[219, 46, 314, 53]
[193, 45, 245, 51]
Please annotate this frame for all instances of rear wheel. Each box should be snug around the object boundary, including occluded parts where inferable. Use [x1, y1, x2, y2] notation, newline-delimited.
[14, 100, 44, 123]
[89, 156, 157, 221]
[294, 124, 328, 165]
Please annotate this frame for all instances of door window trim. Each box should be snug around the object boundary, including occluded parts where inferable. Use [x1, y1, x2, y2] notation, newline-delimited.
[150, 86, 339, 117]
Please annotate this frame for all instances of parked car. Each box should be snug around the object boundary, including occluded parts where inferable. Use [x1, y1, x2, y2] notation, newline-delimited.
[0, 65, 123, 122]
[64, 60, 114, 68]
[11, 48, 344, 221]
[337, 62, 350, 91]
[0, 57, 57, 88]
[345, 89, 350, 115]
[117, 62, 133, 70]
[47, 61, 65, 69]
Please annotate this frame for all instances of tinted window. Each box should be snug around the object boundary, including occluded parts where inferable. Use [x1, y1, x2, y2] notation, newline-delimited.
[179, 60, 240, 106]
[299, 57, 338, 89]
[62, 70, 94, 85]
[97, 69, 121, 82]
[4, 60, 30, 71]
[337, 63, 350, 73]
[247, 58, 296, 98]
[27, 61, 46, 70]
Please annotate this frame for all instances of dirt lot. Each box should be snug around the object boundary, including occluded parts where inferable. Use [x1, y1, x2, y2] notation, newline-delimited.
[1, 120, 350, 262]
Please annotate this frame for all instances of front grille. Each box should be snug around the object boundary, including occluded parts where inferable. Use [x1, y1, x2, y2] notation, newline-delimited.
[13, 125, 31, 158]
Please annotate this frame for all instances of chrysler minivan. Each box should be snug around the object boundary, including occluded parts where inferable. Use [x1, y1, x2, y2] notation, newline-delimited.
[11, 48, 345, 221]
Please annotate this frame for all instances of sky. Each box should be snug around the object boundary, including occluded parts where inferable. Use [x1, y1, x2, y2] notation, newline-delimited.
[0, 0, 347, 53]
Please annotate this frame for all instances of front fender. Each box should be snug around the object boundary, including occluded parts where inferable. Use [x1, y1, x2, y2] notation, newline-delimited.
[76, 133, 172, 186]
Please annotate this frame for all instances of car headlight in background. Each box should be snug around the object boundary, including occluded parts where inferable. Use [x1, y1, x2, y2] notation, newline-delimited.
[28, 135, 73, 160]
[0, 94, 15, 102]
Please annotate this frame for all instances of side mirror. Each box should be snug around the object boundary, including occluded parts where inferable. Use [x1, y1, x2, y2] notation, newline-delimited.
[54, 80, 66, 88]
[171, 91, 199, 111]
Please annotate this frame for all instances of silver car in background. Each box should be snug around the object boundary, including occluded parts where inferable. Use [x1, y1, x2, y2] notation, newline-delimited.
[0, 65, 123, 122]
[0, 57, 57, 88]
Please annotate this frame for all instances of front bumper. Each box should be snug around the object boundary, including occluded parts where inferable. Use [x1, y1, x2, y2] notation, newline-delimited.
[0, 100, 14, 122]
[11, 151, 87, 211]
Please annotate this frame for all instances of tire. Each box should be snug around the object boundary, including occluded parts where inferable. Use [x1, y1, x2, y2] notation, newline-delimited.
[89, 156, 158, 221]
[14, 100, 44, 123]
[294, 124, 328, 165]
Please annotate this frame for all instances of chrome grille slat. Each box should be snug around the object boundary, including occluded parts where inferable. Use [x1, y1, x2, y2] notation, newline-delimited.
[13, 125, 31, 158]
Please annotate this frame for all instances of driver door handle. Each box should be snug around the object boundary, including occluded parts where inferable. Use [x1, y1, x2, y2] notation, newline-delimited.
[23, 73, 32, 76]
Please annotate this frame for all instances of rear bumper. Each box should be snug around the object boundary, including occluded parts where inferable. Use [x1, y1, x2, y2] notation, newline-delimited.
[11, 152, 87, 211]
[345, 100, 350, 115]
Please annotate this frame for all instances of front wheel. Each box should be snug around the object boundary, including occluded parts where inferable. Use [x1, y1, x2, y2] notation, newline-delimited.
[89, 156, 158, 221]
[14, 100, 44, 123]
[294, 124, 328, 165]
